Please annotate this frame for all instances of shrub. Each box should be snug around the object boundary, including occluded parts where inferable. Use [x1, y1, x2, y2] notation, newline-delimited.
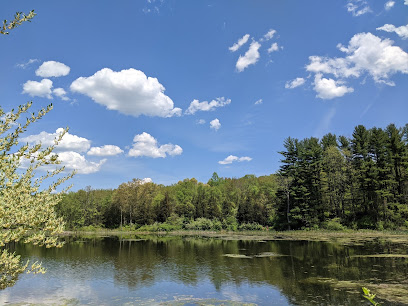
[184, 218, 215, 231]
[222, 216, 238, 231]
[166, 213, 184, 229]
[137, 222, 179, 232]
[321, 218, 346, 231]
[238, 222, 265, 231]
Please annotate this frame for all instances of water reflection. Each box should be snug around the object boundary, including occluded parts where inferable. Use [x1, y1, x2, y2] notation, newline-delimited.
[1, 235, 408, 305]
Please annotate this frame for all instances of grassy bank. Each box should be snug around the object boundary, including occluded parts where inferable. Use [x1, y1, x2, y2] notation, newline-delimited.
[63, 228, 408, 244]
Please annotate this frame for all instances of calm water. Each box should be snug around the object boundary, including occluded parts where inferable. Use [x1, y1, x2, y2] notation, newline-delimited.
[1, 235, 408, 305]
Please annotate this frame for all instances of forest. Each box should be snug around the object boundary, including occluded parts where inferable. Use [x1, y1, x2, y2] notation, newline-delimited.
[56, 123, 408, 231]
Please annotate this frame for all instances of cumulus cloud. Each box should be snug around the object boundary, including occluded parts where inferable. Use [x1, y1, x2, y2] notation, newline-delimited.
[16, 59, 39, 69]
[210, 118, 221, 131]
[236, 41, 261, 72]
[36, 61, 70, 77]
[306, 32, 408, 85]
[128, 132, 182, 158]
[346, 0, 371, 16]
[56, 152, 106, 174]
[70, 68, 181, 118]
[20, 128, 109, 174]
[229, 34, 250, 52]
[185, 97, 231, 115]
[267, 42, 279, 53]
[384, 0, 395, 10]
[18, 151, 106, 174]
[254, 99, 263, 105]
[405, 0, 408, 5]
[87, 145, 123, 156]
[377, 23, 408, 40]
[313, 74, 354, 99]
[218, 155, 252, 165]
[21, 128, 91, 153]
[53, 88, 69, 101]
[22, 79, 53, 99]
[285, 77, 306, 89]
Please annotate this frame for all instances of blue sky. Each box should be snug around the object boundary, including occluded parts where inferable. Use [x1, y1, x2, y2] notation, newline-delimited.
[1, 0, 408, 190]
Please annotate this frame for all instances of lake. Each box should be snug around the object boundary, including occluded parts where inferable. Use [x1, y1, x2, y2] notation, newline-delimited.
[1, 234, 408, 305]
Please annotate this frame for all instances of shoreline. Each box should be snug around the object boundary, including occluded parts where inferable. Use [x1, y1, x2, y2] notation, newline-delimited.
[62, 229, 408, 243]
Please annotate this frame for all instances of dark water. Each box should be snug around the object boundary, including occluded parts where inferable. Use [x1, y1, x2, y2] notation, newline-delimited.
[1, 235, 408, 305]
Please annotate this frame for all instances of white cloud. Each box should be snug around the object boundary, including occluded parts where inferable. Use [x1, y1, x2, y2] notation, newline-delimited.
[229, 34, 250, 52]
[20, 129, 108, 174]
[56, 152, 106, 174]
[218, 155, 252, 165]
[53, 88, 70, 101]
[405, 0, 408, 5]
[254, 99, 263, 105]
[263, 29, 276, 41]
[236, 41, 261, 72]
[21, 128, 91, 153]
[210, 118, 221, 131]
[306, 32, 408, 85]
[140, 178, 153, 184]
[22, 79, 53, 99]
[70, 68, 181, 118]
[346, 0, 371, 16]
[36, 61, 70, 77]
[377, 23, 408, 40]
[313, 74, 354, 100]
[185, 97, 231, 115]
[384, 0, 395, 10]
[285, 77, 306, 89]
[197, 119, 206, 124]
[267, 42, 279, 53]
[87, 145, 124, 156]
[16, 59, 39, 69]
[128, 132, 182, 158]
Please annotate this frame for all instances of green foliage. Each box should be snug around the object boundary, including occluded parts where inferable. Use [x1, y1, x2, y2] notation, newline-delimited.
[222, 216, 238, 231]
[362, 287, 381, 306]
[185, 218, 217, 231]
[1, 10, 36, 35]
[0, 102, 74, 288]
[238, 222, 265, 231]
[321, 218, 346, 231]
[138, 222, 179, 232]
[277, 123, 408, 230]
[54, 123, 408, 236]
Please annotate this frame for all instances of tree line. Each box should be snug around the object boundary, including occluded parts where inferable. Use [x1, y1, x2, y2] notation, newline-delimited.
[56, 123, 408, 231]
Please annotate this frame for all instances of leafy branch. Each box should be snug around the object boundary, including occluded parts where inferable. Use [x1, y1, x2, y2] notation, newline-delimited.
[362, 287, 380, 306]
[1, 10, 36, 35]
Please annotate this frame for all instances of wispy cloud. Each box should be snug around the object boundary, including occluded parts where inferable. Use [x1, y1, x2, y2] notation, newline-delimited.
[285, 77, 306, 89]
[229, 34, 250, 52]
[218, 155, 252, 165]
[16, 59, 39, 69]
[346, 0, 371, 17]
[185, 97, 231, 115]
[377, 23, 408, 40]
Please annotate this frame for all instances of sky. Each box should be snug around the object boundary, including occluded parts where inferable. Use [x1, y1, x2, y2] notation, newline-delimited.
[1, 0, 408, 190]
